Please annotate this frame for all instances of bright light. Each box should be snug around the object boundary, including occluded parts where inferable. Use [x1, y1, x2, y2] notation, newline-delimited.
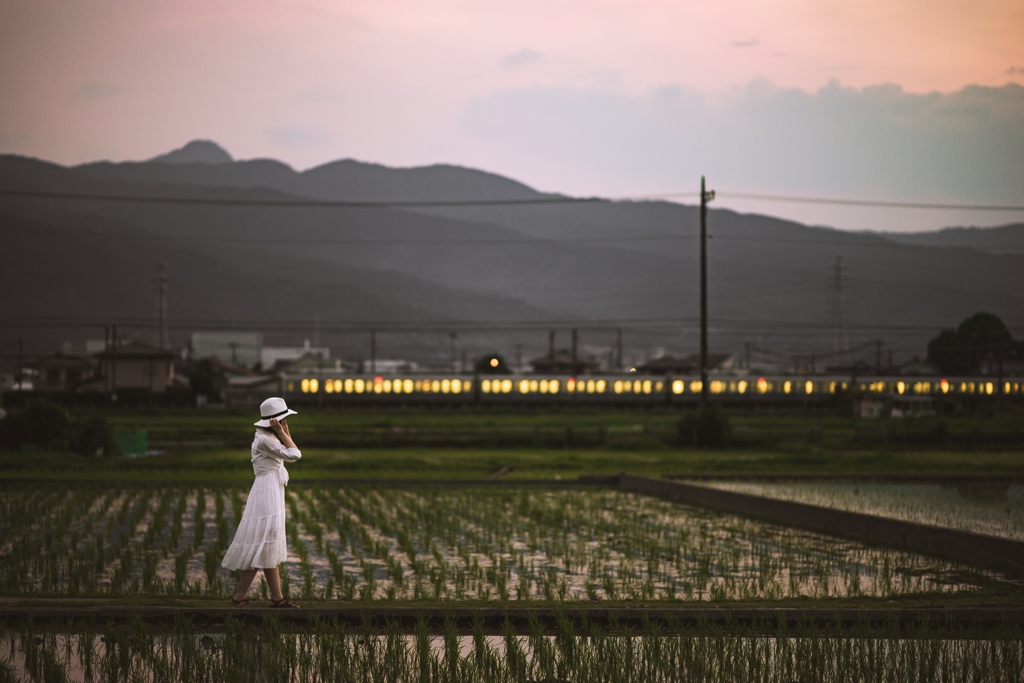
[672, 380, 684, 394]
[452, 379, 462, 393]
[519, 379, 530, 393]
[301, 378, 310, 393]
[354, 378, 365, 394]
[549, 380, 559, 393]
[404, 379, 414, 393]
[597, 380, 606, 393]
[757, 378, 768, 394]
[940, 379, 949, 394]
[804, 381, 813, 394]
[897, 381, 906, 394]
[489, 358, 499, 368]
[737, 380, 747, 394]
[501, 379, 512, 393]
[309, 378, 319, 393]
[441, 379, 450, 394]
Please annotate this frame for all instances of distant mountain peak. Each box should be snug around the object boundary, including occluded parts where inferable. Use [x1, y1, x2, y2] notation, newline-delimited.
[148, 140, 233, 165]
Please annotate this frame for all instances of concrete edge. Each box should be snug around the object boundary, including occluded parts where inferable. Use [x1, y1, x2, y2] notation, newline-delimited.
[620, 473, 1024, 580]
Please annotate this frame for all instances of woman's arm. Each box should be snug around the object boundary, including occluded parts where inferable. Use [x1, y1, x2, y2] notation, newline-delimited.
[266, 418, 302, 461]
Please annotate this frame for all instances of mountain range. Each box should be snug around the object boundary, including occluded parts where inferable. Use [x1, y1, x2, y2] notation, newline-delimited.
[2, 139, 1022, 369]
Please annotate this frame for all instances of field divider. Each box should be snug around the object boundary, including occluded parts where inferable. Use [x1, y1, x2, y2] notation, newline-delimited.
[662, 473, 1024, 483]
[3, 605, 1024, 634]
[620, 473, 1024, 579]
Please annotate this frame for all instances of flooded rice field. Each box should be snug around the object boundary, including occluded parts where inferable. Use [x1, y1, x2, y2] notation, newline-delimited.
[0, 484, 1015, 602]
[699, 481, 1024, 541]
[3, 617, 1023, 683]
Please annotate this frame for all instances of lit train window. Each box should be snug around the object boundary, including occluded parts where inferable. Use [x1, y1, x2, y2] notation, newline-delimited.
[287, 381, 295, 392]
[737, 380, 747, 394]
[439, 379, 448, 394]
[325, 380, 334, 394]
[655, 381, 662, 392]
[548, 380, 558, 393]
[672, 380, 684, 394]
[481, 380, 491, 393]
[804, 381, 813, 394]
[373, 381, 382, 394]
[567, 378, 577, 392]
[403, 379, 413, 393]
[829, 381, 836, 394]
[519, 379, 530, 393]
[757, 378, 768, 394]
[782, 381, 791, 394]
[501, 379, 512, 393]
[452, 379, 462, 393]
[430, 380, 439, 392]
[710, 380, 724, 394]
[530, 379, 539, 392]
[541, 380, 550, 393]
[583, 380, 592, 393]
[334, 379, 342, 393]
[310, 378, 319, 393]
[301, 379, 310, 393]
[986, 382, 994, 395]
[896, 381, 906, 395]
[690, 380, 702, 393]
[355, 378, 365, 394]
[940, 379, 949, 394]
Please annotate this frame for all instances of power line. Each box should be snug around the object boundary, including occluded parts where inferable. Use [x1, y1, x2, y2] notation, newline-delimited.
[719, 192, 1024, 212]
[3, 186, 1024, 211]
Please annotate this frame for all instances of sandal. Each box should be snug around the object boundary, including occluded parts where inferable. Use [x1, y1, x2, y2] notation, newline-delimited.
[270, 598, 300, 608]
[230, 597, 251, 606]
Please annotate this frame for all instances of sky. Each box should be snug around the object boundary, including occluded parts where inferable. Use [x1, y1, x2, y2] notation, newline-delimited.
[1, 0, 1023, 232]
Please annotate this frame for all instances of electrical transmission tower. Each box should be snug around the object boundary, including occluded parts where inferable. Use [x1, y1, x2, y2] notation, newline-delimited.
[829, 256, 850, 366]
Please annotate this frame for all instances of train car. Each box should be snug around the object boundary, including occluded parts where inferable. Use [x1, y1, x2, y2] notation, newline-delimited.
[277, 371, 1024, 408]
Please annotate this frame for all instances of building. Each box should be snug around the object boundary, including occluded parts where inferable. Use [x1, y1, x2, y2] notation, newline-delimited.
[28, 353, 96, 392]
[89, 340, 177, 393]
[261, 339, 330, 369]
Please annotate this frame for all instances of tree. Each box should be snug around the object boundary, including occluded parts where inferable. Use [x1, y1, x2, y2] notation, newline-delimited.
[926, 312, 1016, 374]
[189, 358, 225, 401]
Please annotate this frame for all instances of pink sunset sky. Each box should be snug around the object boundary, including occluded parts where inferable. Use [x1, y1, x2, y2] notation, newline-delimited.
[1, 0, 1023, 231]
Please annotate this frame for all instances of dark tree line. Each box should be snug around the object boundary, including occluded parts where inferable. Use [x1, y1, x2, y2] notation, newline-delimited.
[926, 312, 1022, 375]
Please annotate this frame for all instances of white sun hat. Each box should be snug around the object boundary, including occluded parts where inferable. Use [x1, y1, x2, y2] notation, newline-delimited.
[254, 396, 298, 427]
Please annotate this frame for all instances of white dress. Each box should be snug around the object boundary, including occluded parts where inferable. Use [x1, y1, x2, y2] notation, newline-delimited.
[221, 430, 301, 570]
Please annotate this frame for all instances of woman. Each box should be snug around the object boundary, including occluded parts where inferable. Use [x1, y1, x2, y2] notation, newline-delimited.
[222, 396, 302, 607]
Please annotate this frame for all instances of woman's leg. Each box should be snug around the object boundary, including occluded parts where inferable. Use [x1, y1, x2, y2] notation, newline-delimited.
[264, 566, 284, 601]
[232, 569, 259, 602]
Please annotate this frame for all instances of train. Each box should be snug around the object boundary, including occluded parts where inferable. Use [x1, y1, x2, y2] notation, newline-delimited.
[275, 372, 1024, 407]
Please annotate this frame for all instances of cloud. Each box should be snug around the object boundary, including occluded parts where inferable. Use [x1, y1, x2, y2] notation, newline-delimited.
[730, 39, 759, 48]
[74, 81, 122, 99]
[459, 79, 1024, 212]
[500, 49, 544, 70]
[265, 126, 330, 148]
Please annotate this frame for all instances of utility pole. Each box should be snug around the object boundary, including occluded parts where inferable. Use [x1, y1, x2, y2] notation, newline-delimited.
[616, 328, 623, 370]
[699, 176, 715, 410]
[156, 263, 168, 348]
[571, 329, 578, 372]
[370, 328, 376, 374]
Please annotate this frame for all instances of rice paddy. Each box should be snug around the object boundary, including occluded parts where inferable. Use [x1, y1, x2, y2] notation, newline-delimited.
[1, 484, 1015, 604]
[3, 615, 1023, 683]
[699, 482, 1024, 541]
